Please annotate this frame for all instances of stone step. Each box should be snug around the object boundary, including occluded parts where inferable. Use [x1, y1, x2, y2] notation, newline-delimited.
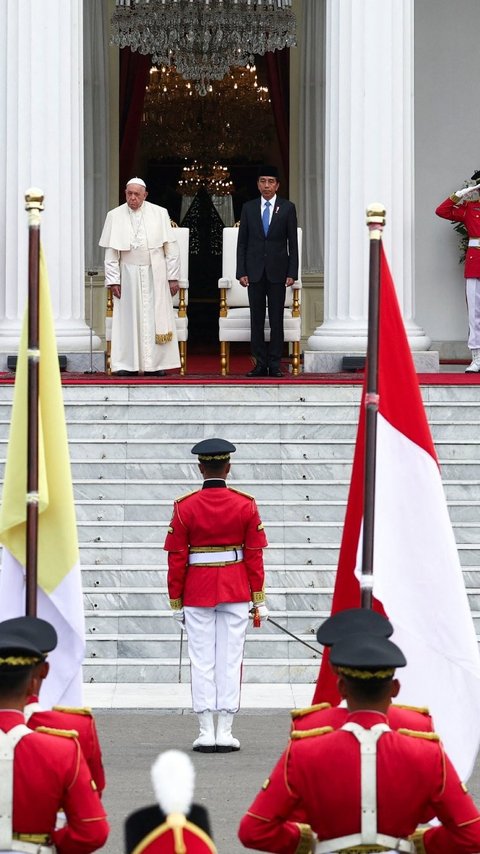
[5, 458, 480, 481]
[3, 436, 480, 461]
[73, 497, 480, 525]
[0, 417, 478, 442]
[85, 634, 322, 661]
[80, 566, 338, 588]
[78, 542, 342, 566]
[77, 520, 344, 545]
[1, 380, 480, 686]
[77, 542, 480, 567]
[82, 658, 320, 684]
[73, 479, 351, 501]
[84, 609, 480, 637]
[83, 587, 480, 612]
[75, 499, 349, 523]
[80, 565, 480, 588]
[75, 519, 480, 547]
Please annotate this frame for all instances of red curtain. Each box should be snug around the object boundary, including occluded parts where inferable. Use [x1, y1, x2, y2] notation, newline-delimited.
[119, 49, 152, 200]
[265, 49, 290, 184]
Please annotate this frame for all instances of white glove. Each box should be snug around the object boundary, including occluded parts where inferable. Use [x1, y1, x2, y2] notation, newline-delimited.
[172, 608, 185, 625]
[454, 185, 479, 200]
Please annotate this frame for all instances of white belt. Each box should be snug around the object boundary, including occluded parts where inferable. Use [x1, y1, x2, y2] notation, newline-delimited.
[316, 834, 413, 853]
[188, 549, 243, 565]
[468, 238, 480, 247]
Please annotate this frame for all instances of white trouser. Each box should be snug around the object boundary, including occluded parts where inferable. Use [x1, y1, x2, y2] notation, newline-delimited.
[465, 279, 480, 348]
[184, 602, 249, 713]
[0, 846, 53, 854]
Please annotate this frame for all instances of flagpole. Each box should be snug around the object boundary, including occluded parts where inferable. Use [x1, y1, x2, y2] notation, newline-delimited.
[24, 187, 44, 616]
[361, 203, 386, 609]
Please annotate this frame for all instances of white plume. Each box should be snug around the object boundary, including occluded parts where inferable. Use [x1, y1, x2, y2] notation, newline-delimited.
[151, 750, 195, 816]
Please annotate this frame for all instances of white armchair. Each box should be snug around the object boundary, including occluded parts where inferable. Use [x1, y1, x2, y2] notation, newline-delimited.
[218, 227, 302, 376]
[171, 225, 189, 375]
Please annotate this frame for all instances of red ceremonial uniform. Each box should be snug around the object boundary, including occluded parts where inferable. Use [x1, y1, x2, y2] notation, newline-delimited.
[435, 196, 480, 278]
[238, 711, 480, 854]
[165, 483, 267, 608]
[0, 709, 109, 854]
[291, 701, 434, 733]
[25, 696, 106, 795]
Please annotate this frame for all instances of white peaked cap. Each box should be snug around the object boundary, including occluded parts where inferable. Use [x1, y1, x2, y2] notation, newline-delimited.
[126, 177, 146, 188]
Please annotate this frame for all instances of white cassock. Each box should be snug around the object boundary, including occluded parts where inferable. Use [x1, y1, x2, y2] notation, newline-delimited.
[99, 201, 181, 372]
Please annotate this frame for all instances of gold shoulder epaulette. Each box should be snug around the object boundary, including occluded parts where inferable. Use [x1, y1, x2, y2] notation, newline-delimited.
[393, 702, 430, 716]
[228, 486, 254, 500]
[291, 702, 332, 720]
[35, 725, 79, 739]
[398, 728, 440, 742]
[291, 726, 334, 740]
[176, 489, 199, 503]
[52, 705, 93, 717]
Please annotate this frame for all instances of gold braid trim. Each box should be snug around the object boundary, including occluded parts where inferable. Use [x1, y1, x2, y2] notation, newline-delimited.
[409, 828, 428, 854]
[291, 702, 331, 719]
[294, 823, 315, 854]
[392, 702, 430, 715]
[0, 655, 42, 666]
[198, 453, 230, 461]
[155, 331, 173, 344]
[251, 591, 265, 604]
[35, 726, 79, 738]
[337, 666, 394, 680]
[53, 705, 93, 717]
[398, 728, 440, 742]
[170, 598, 183, 610]
[291, 726, 334, 741]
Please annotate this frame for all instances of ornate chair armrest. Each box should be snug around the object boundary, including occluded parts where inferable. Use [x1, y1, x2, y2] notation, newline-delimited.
[218, 277, 233, 290]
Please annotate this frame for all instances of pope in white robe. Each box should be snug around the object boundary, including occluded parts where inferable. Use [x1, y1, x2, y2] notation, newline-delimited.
[99, 178, 181, 375]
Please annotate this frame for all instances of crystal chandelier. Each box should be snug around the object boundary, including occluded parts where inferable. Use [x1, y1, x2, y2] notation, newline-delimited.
[111, 0, 296, 95]
[142, 63, 274, 160]
[178, 162, 234, 196]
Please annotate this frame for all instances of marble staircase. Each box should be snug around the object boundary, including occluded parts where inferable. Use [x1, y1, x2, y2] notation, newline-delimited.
[0, 382, 479, 688]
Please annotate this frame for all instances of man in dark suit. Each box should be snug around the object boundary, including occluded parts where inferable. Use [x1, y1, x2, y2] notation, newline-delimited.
[236, 166, 299, 377]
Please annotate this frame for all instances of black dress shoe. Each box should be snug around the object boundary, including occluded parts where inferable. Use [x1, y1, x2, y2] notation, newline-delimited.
[113, 370, 138, 376]
[144, 370, 166, 377]
[246, 366, 269, 377]
[269, 368, 284, 378]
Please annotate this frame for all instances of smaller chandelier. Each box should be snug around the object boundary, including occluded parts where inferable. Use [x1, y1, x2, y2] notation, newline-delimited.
[111, 0, 296, 95]
[178, 162, 234, 197]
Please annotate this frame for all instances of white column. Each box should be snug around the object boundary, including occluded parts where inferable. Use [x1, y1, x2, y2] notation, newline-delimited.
[0, 0, 100, 362]
[305, 0, 431, 366]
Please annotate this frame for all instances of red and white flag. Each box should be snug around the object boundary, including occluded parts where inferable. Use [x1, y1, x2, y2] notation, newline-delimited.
[313, 245, 480, 780]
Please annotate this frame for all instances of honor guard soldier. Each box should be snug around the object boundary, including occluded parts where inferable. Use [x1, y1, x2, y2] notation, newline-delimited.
[292, 608, 434, 735]
[0, 616, 106, 795]
[125, 750, 217, 853]
[0, 627, 109, 854]
[164, 438, 268, 753]
[238, 633, 480, 854]
[436, 173, 480, 373]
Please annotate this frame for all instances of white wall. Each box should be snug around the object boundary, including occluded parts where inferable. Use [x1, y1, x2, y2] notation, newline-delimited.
[415, 0, 480, 354]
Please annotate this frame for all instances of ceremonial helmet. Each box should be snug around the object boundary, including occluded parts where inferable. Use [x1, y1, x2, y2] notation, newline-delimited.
[125, 751, 217, 854]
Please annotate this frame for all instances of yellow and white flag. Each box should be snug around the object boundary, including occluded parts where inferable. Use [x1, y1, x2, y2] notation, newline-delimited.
[0, 247, 85, 706]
